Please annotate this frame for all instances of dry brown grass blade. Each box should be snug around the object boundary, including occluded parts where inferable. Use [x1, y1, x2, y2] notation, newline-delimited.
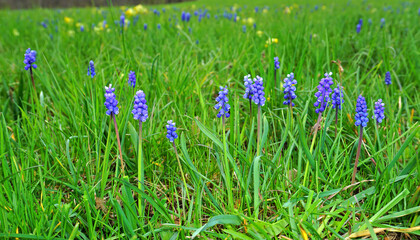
[347, 226, 420, 239]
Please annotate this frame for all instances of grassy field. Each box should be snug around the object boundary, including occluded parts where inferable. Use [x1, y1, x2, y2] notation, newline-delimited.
[0, 0, 419, 239]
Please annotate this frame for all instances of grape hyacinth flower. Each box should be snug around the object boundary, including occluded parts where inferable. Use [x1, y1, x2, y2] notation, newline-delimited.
[314, 72, 334, 114]
[157, 24, 161, 30]
[242, 25, 246, 33]
[215, 86, 230, 119]
[104, 84, 119, 116]
[41, 21, 47, 28]
[87, 60, 95, 78]
[243, 74, 254, 114]
[373, 99, 385, 124]
[380, 18, 385, 28]
[274, 57, 280, 89]
[251, 75, 266, 107]
[104, 84, 124, 173]
[166, 120, 178, 142]
[356, 23, 361, 33]
[283, 72, 297, 107]
[385, 71, 391, 85]
[24, 48, 38, 91]
[24, 48, 37, 71]
[120, 14, 125, 28]
[352, 95, 368, 187]
[331, 84, 344, 110]
[355, 95, 369, 127]
[274, 57, 280, 70]
[128, 71, 136, 88]
[331, 84, 344, 136]
[132, 90, 148, 122]
[144, 23, 148, 30]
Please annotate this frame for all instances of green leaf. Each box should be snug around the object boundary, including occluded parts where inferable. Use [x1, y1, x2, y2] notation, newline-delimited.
[191, 215, 242, 239]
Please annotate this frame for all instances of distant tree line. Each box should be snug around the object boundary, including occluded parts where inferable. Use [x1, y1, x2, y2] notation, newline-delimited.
[0, 0, 190, 9]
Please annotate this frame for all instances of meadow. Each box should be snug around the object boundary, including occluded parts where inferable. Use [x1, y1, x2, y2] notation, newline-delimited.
[0, 0, 419, 239]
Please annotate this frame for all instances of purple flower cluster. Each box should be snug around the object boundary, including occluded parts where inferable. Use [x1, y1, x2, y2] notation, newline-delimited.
[87, 60, 95, 78]
[274, 57, 280, 70]
[243, 74, 253, 100]
[385, 71, 391, 85]
[331, 84, 344, 109]
[373, 99, 385, 124]
[120, 14, 125, 28]
[182, 12, 191, 22]
[215, 86, 230, 118]
[132, 90, 148, 122]
[24, 48, 37, 71]
[128, 71, 136, 88]
[251, 76, 266, 106]
[380, 18, 385, 28]
[104, 84, 119, 116]
[355, 95, 369, 127]
[166, 120, 178, 142]
[283, 73, 297, 106]
[314, 72, 334, 113]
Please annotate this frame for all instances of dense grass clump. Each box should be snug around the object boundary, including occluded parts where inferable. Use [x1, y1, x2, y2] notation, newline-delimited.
[0, 0, 419, 239]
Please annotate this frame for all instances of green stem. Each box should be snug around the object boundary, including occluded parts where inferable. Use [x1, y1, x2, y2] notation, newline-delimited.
[173, 141, 190, 202]
[352, 126, 363, 188]
[303, 113, 322, 187]
[222, 116, 233, 211]
[138, 122, 143, 216]
[112, 114, 124, 175]
[254, 106, 261, 219]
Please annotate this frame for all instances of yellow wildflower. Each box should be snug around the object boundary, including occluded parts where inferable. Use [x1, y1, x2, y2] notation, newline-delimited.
[256, 30, 263, 37]
[134, 4, 148, 14]
[64, 16, 73, 24]
[262, 9, 268, 14]
[13, 29, 20, 36]
[265, 37, 279, 47]
[125, 8, 135, 17]
[246, 17, 255, 25]
[284, 7, 291, 14]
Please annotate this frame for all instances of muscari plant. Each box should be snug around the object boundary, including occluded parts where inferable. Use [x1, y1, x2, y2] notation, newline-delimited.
[373, 99, 385, 124]
[24, 48, 38, 92]
[214, 86, 232, 210]
[352, 95, 369, 185]
[132, 90, 148, 214]
[312, 72, 334, 151]
[128, 70, 136, 90]
[385, 71, 391, 85]
[274, 57, 280, 89]
[104, 84, 124, 174]
[331, 84, 344, 137]
[282, 72, 297, 111]
[243, 74, 254, 115]
[166, 120, 190, 201]
[251, 75, 265, 218]
[87, 60, 95, 78]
